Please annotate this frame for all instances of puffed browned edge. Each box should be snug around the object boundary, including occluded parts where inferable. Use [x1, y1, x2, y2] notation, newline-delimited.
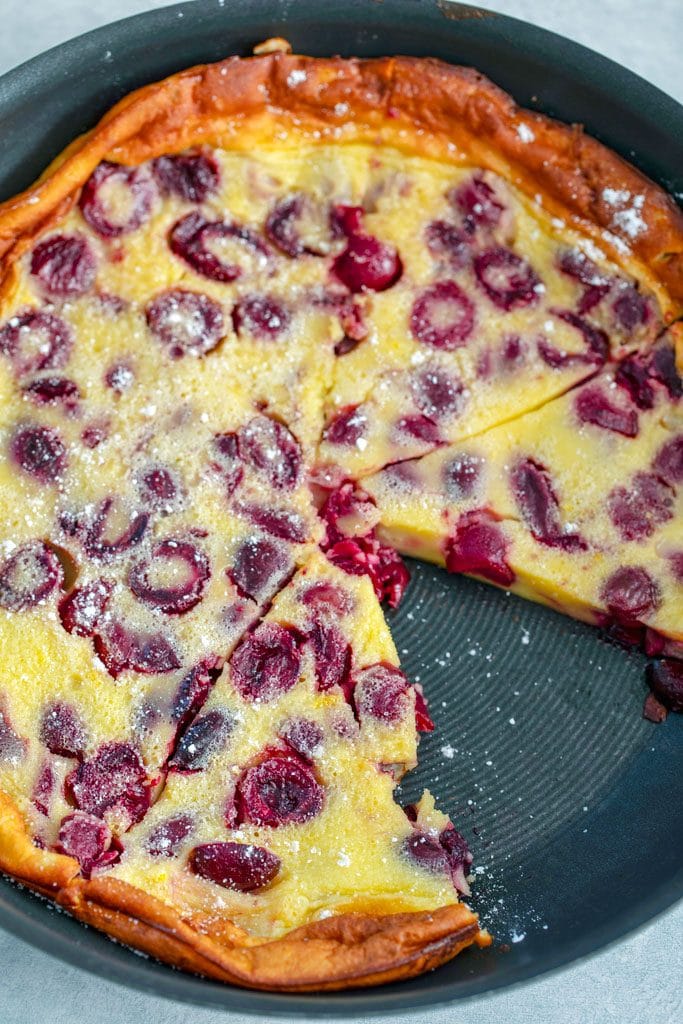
[0, 49, 682, 322]
[0, 791, 489, 991]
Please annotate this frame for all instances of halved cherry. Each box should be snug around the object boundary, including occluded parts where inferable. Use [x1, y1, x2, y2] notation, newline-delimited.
[600, 566, 661, 624]
[442, 452, 483, 501]
[169, 709, 233, 772]
[474, 247, 540, 310]
[323, 404, 368, 447]
[235, 750, 323, 826]
[59, 578, 112, 637]
[451, 174, 505, 234]
[189, 841, 280, 891]
[425, 220, 471, 270]
[403, 832, 449, 874]
[394, 414, 441, 445]
[612, 284, 649, 331]
[57, 811, 115, 876]
[575, 386, 638, 437]
[129, 538, 210, 615]
[211, 431, 243, 494]
[10, 425, 66, 482]
[236, 503, 308, 543]
[66, 742, 150, 828]
[653, 434, 683, 486]
[414, 686, 434, 732]
[146, 288, 224, 359]
[40, 701, 86, 758]
[22, 376, 80, 412]
[0, 705, 26, 763]
[0, 541, 62, 611]
[319, 482, 379, 546]
[169, 212, 270, 282]
[232, 294, 290, 339]
[80, 497, 148, 562]
[146, 814, 195, 858]
[230, 623, 301, 702]
[439, 824, 473, 894]
[411, 366, 464, 420]
[238, 415, 302, 490]
[266, 193, 334, 256]
[301, 581, 353, 616]
[137, 464, 183, 512]
[410, 281, 475, 350]
[79, 161, 156, 238]
[608, 473, 674, 541]
[615, 354, 656, 410]
[228, 536, 291, 602]
[333, 233, 402, 293]
[170, 656, 222, 733]
[552, 309, 610, 364]
[446, 509, 514, 585]
[152, 150, 220, 202]
[33, 759, 56, 816]
[94, 622, 180, 678]
[308, 618, 352, 694]
[511, 458, 586, 550]
[0, 310, 72, 377]
[354, 663, 411, 724]
[30, 234, 96, 297]
[104, 360, 135, 394]
[280, 718, 324, 760]
[325, 536, 410, 609]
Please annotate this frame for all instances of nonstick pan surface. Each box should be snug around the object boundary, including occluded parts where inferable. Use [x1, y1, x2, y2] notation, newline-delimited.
[0, 1, 681, 1015]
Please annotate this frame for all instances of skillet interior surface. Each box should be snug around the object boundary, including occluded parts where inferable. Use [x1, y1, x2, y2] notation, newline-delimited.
[0, 0, 680, 1015]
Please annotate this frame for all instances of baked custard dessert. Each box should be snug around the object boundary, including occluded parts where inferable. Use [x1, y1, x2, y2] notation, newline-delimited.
[0, 41, 681, 991]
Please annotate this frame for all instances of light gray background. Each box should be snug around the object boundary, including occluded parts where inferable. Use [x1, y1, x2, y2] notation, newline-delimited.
[0, 2, 681, 1022]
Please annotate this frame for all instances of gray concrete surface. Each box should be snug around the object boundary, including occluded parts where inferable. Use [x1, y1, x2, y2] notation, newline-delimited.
[0, 2, 681, 1022]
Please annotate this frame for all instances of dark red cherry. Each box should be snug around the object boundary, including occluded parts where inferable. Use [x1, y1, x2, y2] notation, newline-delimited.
[501, 334, 525, 366]
[66, 742, 150, 828]
[30, 235, 96, 297]
[613, 285, 649, 331]
[232, 294, 290, 339]
[552, 310, 609, 363]
[319, 482, 377, 546]
[235, 751, 323, 826]
[266, 194, 331, 257]
[440, 824, 473, 894]
[238, 415, 301, 489]
[325, 536, 410, 609]
[57, 811, 114, 876]
[446, 509, 514, 585]
[33, 759, 56, 816]
[189, 841, 280, 891]
[22, 376, 80, 412]
[411, 281, 475, 350]
[236, 503, 307, 543]
[230, 623, 301, 702]
[0, 541, 62, 611]
[451, 175, 504, 233]
[474, 247, 540, 310]
[308, 618, 352, 694]
[81, 423, 108, 449]
[146, 814, 195, 858]
[575, 386, 638, 437]
[411, 367, 464, 420]
[413, 686, 434, 732]
[169, 656, 221, 733]
[94, 622, 180, 678]
[653, 434, 683, 486]
[332, 205, 365, 237]
[0, 705, 26, 763]
[615, 355, 655, 410]
[129, 538, 210, 615]
[650, 343, 682, 400]
[323, 404, 368, 446]
[145, 288, 224, 359]
[59, 578, 112, 636]
[169, 709, 233, 772]
[442, 453, 482, 501]
[333, 234, 402, 293]
[40, 701, 86, 758]
[394, 414, 441, 444]
[137, 464, 182, 512]
[511, 458, 585, 550]
[354, 663, 411, 724]
[600, 566, 661, 624]
[425, 220, 471, 269]
[0, 310, 72, 376]
[104, 360, 135, 394]
[79, 161, 156, 237]
[403, 832, 449, 874]
[608, 473, 674, 541]
[301, 581, 353, 616]
[211, 431, 243, 494]
[558, 248, 609, 287]
[83, 497, 148, 560]
[647, 660, 683, 713]
[169, 212, 269, 282]
[280, 718, 324, 760]
[152, 151, 220, 202]
[10, 425, 66, 482]
[228, 536, 290, 603]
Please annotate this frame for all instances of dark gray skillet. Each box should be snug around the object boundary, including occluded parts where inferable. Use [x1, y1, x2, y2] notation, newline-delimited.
[0, 0, 681, 1015]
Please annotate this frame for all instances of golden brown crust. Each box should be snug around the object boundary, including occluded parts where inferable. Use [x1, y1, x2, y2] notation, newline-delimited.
[0, 51, 681, 316]
[0, 789, 489, 989]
